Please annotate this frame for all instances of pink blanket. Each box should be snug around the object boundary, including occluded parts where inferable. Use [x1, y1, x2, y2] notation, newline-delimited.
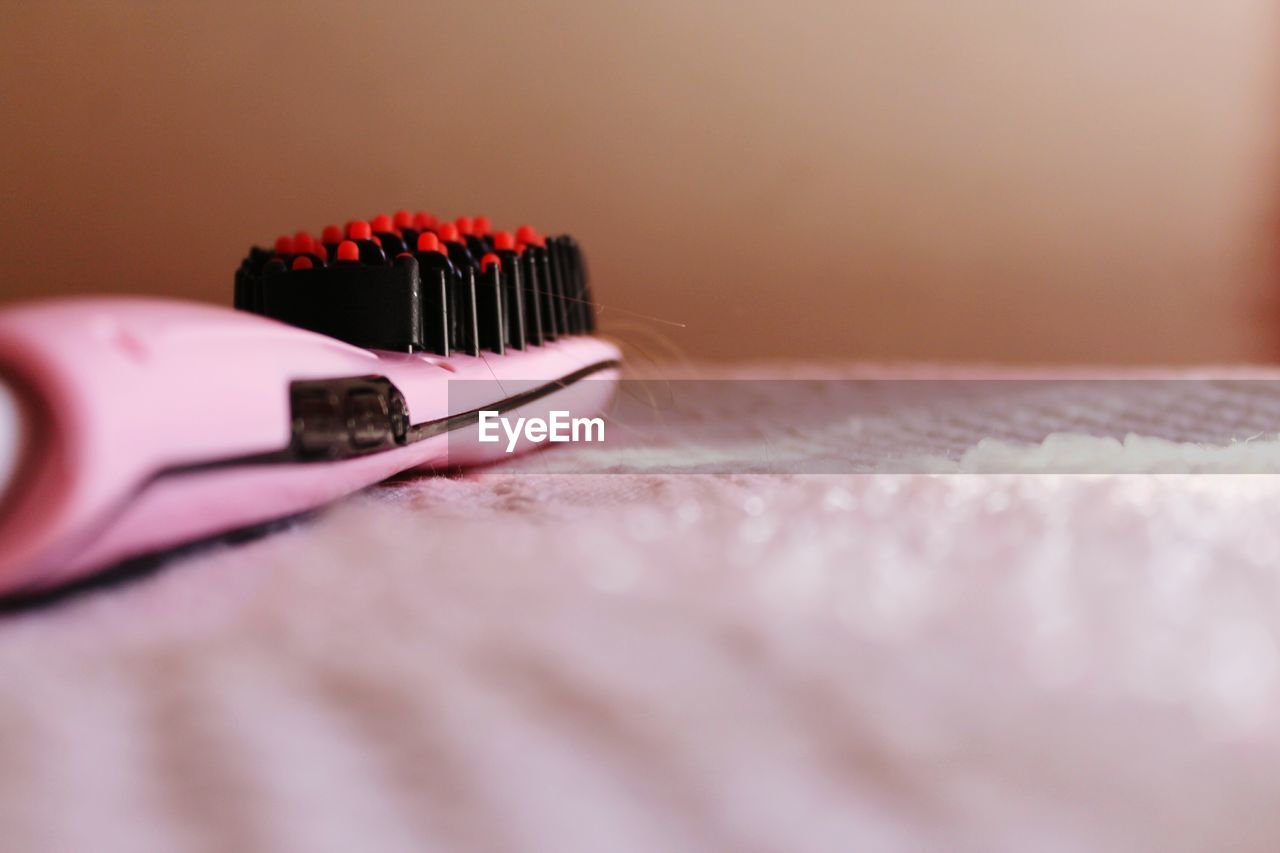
[3, 366, 1280, 852]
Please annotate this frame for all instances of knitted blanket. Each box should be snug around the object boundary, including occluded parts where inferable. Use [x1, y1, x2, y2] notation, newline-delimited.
[4, 365, 1280, 852]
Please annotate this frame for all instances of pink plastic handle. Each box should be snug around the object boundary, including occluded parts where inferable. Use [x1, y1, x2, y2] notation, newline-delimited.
[0, 297, 619, 593]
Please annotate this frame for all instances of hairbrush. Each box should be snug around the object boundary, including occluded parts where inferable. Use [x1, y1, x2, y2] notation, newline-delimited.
[0, 212, 619, 596]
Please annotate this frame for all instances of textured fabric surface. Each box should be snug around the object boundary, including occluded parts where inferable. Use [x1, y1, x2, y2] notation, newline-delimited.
[4, 366, 1280, 852]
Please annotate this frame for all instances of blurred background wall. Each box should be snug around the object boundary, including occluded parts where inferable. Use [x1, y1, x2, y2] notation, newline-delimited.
[1, 1, 1277, 364]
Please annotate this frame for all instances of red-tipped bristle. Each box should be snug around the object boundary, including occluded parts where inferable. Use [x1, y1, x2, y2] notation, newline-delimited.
[493, 231, 515, 250]
[336, 240, 360, 262]
[454, 216, 473, 236]
[371, 214, 393, 233]
[413, 212, 437, 230]
[315, 244, 328, 261]
[348, 220, 372, 241]
[274, 235, 295, 255]
[294, 233, 315, 253]
[473, 216, 492, 235]
[291, 256, 314, 270]
[515, 224, 538, 244]
[480, 253, 500, 271]
[437, 223, 460, 242]
[393, 210, 413, 230]
[321, 225, 343, 243]
[416, 232, 441, 253]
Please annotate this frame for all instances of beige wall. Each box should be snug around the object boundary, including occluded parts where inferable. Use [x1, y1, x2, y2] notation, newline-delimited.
[1, 1, 1277, 364]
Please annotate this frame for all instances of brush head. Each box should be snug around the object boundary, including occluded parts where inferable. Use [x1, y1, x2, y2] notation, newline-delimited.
[235, 210, 597, 356]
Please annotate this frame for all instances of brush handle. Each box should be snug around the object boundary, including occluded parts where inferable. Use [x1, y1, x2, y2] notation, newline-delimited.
[0, 298, 619, 593]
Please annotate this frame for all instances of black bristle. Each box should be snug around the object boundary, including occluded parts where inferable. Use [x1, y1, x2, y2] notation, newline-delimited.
[496, 250, 528, 350]
[476, 262, 505, 355]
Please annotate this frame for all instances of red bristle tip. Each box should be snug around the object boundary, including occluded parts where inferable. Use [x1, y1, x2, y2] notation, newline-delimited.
[493, 231, 515, 250]
[371, 214, 393, 232]
[454, 216, 473, 236]
[437, 223, 459, 242]
[473, 216, 492, 235]
[393, 210, 413, 229]
[274, 235, 295, 255]
[396, 252, 413, 260]
[336, 240, 360, 262]
[315, 244, 327, 261]
[372, 235, 382, 246]
[416, 232, 441, 253]
[347, 220, 372, 240]
[515, 224, 538, 244]
[413, 212, 437, 230]
[480, 253, 500, 271]
[291, 256, 314, 270]
[294, 234, 315, 253]
[322, 225, 343, 243]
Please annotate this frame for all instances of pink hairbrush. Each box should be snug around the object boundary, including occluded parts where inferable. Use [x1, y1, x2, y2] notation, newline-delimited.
[0, 213, 619, 597]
